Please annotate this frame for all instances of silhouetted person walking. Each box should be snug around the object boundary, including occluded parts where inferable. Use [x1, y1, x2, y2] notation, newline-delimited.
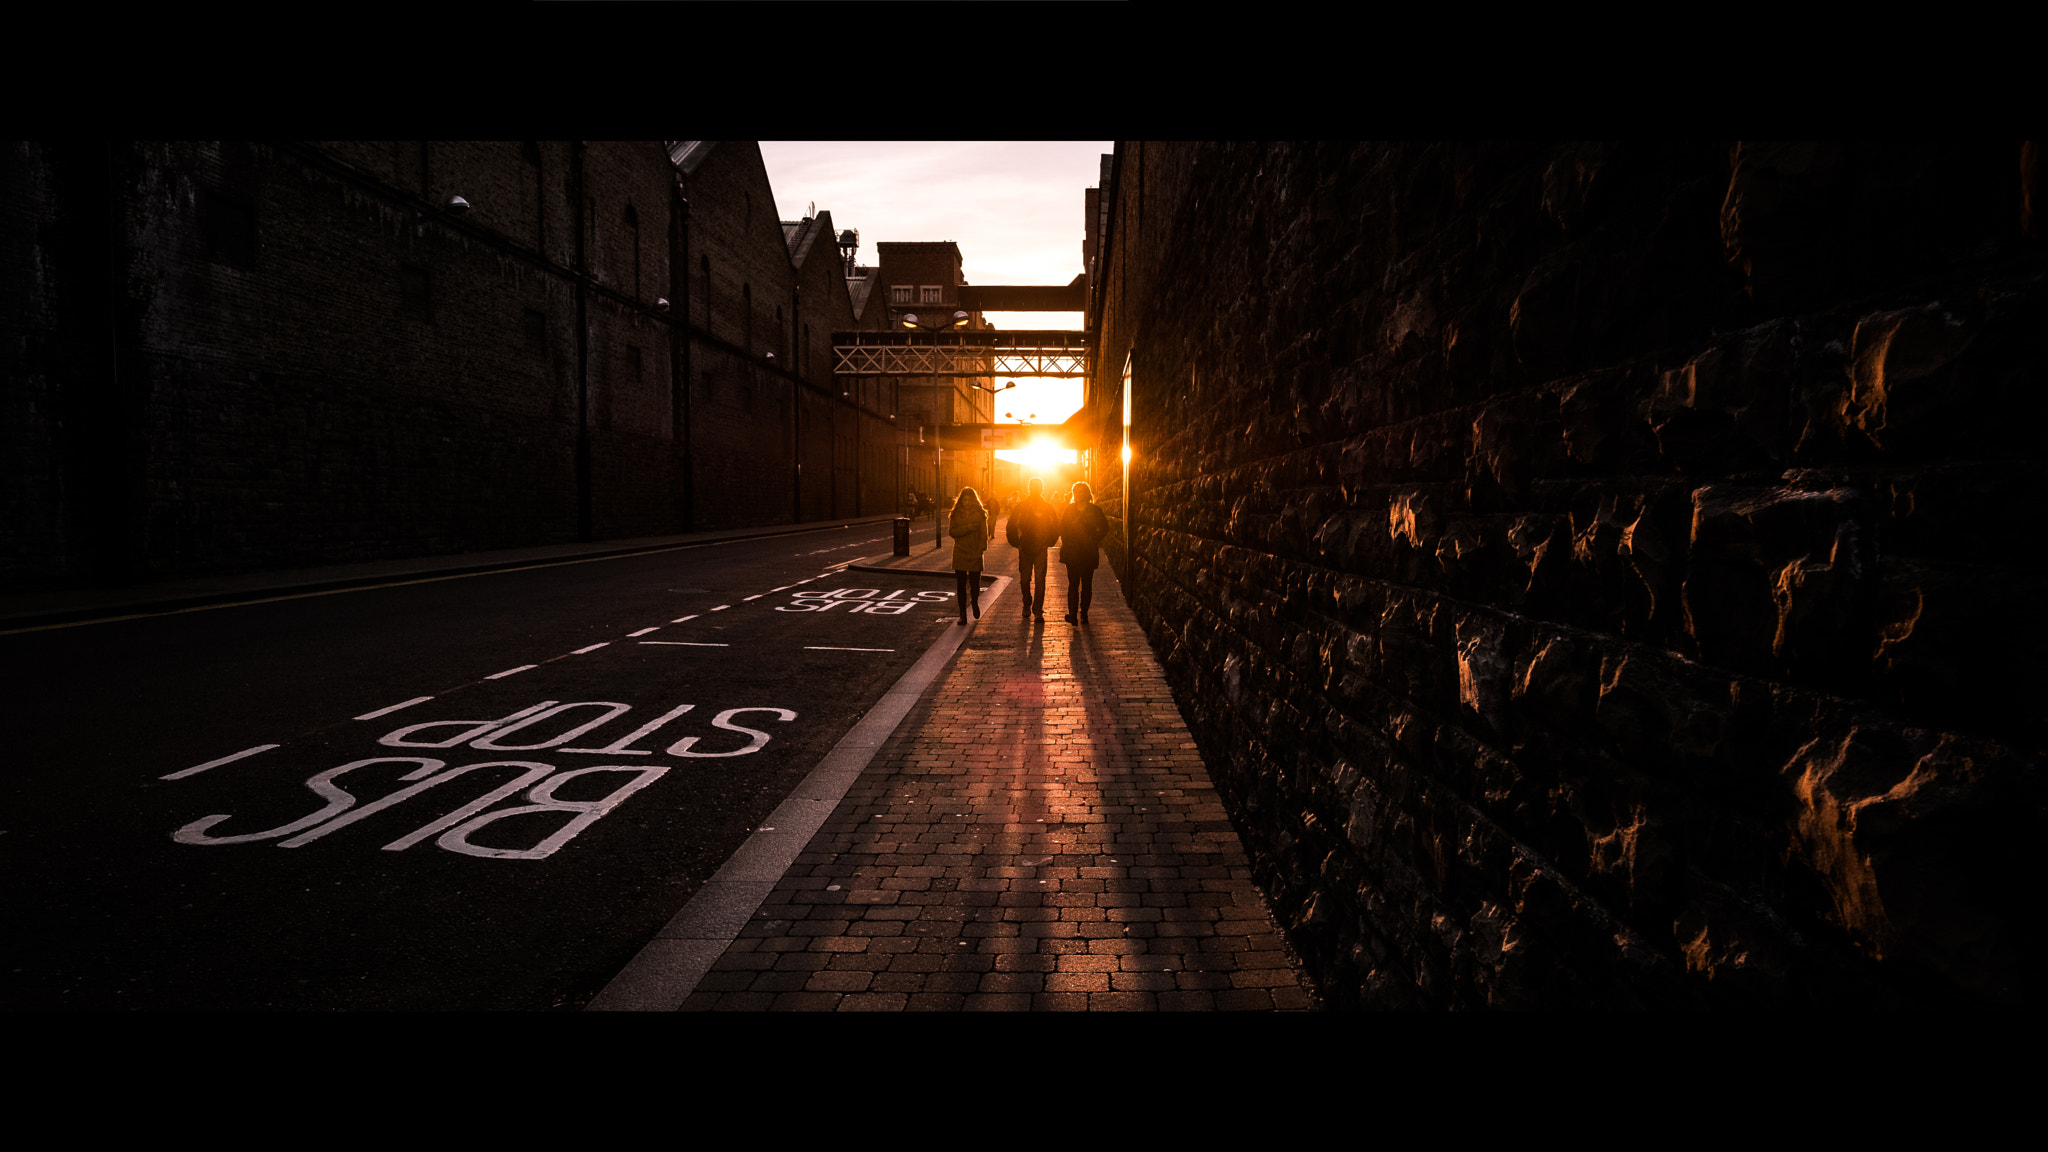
[1006, 476, 1059, 621]
[1057, 481, 1109, 625]
[949, 487, 989, 625]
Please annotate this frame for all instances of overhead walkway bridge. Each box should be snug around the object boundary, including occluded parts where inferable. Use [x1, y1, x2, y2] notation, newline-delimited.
[831, 329, 1090, 380]
[832, 278, 1098, 452]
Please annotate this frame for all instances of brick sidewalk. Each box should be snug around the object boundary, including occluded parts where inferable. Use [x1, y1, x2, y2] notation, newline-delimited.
[680, 516, 1316, 1011]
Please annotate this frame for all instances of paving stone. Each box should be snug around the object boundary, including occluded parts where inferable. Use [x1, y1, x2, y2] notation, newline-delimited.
[770, 992, 843, 1012]
[668, 534, 1313, 1011]
[837, 993, 908, 1012]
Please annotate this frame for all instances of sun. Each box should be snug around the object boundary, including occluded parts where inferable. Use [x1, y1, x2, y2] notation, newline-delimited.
[996, 435, 1077, 473]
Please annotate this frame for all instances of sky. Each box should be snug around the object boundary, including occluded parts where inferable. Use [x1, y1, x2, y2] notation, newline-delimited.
[757, 141, 1110, 431]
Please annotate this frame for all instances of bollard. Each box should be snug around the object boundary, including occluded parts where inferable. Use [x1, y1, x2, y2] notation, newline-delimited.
[892, 517, 910, 557]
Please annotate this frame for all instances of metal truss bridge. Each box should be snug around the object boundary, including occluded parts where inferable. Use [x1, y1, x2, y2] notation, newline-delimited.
[831, 330, 1089, 379]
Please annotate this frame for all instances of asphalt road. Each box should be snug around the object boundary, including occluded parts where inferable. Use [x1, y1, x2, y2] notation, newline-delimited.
[0, 523, 966, 1009]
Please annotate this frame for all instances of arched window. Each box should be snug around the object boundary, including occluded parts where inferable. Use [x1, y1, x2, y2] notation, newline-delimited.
[622, 203, 641, 300]
[700, 255, 711, 328]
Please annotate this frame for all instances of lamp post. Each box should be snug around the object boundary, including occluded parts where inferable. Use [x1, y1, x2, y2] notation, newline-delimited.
[901, 310, 969, 548]
[972, 380, 1016, 510]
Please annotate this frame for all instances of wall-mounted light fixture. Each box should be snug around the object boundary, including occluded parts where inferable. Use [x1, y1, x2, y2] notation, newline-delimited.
[415, 194, 470, 236]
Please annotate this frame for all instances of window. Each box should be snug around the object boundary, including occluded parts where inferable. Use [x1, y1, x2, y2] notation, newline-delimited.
[200, 188, 256, 269]
[399, 265, 431, 321]
[623, 204, 641, 300]
[920, 285, 942, 304]
[890, 285, 914, 305]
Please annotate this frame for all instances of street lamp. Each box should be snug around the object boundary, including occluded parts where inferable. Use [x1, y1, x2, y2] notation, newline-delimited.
[901, 311, 970, 547]
[972, 380, 1016, 506]
[414, 194, 470, 236]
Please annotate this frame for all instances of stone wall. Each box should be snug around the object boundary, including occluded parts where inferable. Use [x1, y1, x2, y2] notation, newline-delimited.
[1091, 141, 2044, 1007]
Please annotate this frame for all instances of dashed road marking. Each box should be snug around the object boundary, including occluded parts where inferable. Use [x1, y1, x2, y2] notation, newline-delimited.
[355, 697, 434, 721]
[6, 522, 904, 635]
[162, 744, 280, 781]
[710, 605, 731, 611]
[671, 614, 699, 623]
[628, 627, 659, 637]
[573, 642, 610, 654]
[743, 595, 763, 601]
[641, 641, 729, 647]
[588, 572, 1011, 1011]
[487, 665, 537, 680]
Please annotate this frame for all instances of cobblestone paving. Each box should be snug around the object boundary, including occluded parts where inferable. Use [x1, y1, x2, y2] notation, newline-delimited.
[681, 520, 1316, 1011]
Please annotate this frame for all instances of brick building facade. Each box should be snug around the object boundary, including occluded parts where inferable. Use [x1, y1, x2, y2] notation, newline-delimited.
[1085, 141, 2045, 1008]
[1, 140, 895, 593]
[847, 239, 1000, 509]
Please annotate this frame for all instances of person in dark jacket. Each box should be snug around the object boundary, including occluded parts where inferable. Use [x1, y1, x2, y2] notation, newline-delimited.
[1005, 476, 1060, 621]
[1057, 481, 1110, 624]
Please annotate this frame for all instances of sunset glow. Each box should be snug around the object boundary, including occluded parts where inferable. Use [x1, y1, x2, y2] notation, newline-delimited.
[997, 439, 1077, 472]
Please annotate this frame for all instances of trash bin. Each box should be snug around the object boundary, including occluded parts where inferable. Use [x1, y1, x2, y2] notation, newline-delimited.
[892, 517, 911, 557]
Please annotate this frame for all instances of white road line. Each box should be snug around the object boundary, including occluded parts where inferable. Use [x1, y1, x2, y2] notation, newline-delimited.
[354, 696, 434, 721]
[710, 605, 730, 611]
[573, 642, 611, 654]
[794, 578, 815, 584]
[804, 646, 895, 652]
[641, 641, 729, 647]
[4, 520, 905, 636]
[486, 664, 537, 679]
[743, 594, 763, 601]
[589, 573, 1011, 1011]
[770, 586, 794, 593]
[628, 627, 659, 637]
[671, 614, 699, 623]
[161, 744, 280, 781]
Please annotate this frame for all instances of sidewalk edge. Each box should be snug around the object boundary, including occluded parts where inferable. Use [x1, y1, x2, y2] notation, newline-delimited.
[585, 574, 1011, 1011]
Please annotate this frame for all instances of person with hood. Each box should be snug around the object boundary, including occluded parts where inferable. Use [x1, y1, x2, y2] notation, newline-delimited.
[1057, 481, 1110, 624]
[948, 486, 990, 624]
[1005, 476, 1060, 620]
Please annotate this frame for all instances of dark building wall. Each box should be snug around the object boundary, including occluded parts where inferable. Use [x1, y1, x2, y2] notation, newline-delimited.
[790, 211, 889, 521]
[2, 140, 885, 591]
[1091, 140, 2045, 1008]
[676, 143, 877, 531]
[3, 141, 595, 588]
[675, 142, 794, 531]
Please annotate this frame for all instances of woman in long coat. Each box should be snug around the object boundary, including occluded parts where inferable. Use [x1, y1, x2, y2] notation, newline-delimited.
[948, 487, 990, 624]
[1058, 481, 1110, 624]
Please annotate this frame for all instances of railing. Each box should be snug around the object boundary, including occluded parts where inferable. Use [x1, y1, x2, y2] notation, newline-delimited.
[831, 330, 1090, 378]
